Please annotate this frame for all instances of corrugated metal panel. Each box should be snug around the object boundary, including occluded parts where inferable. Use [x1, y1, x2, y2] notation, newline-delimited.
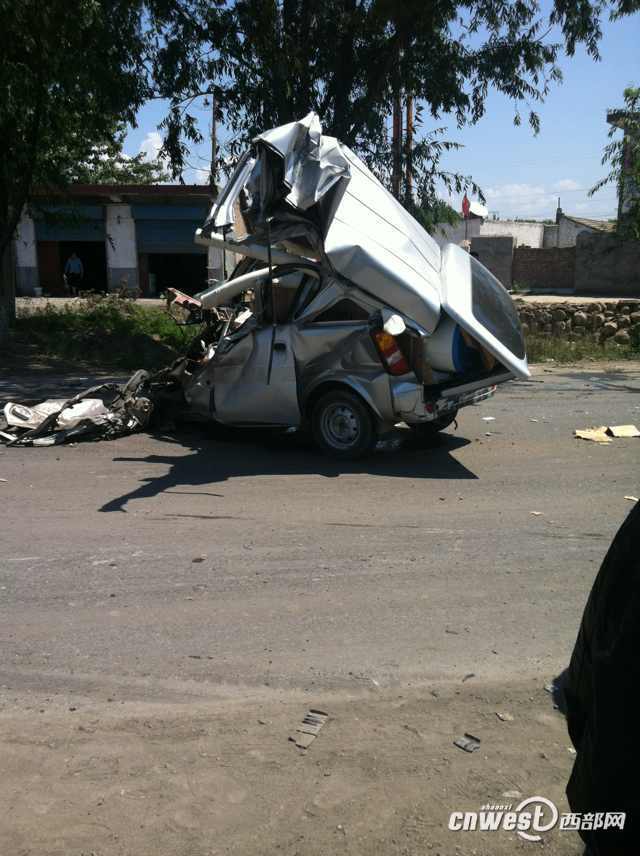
[35, 205, 105, 242]
[136, 218, 205, 254]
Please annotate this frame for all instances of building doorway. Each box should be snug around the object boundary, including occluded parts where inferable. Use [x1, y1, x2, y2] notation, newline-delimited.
[38, 241, 107, 295]
[59, 241, 107, 294]
[144, 253, 207, 297]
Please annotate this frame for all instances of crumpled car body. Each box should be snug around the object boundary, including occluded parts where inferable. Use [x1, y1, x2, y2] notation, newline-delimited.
[178, 113, 528, 457]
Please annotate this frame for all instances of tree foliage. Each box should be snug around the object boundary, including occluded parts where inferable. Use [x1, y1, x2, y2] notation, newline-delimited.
[66, 133, 171, 185]
[0, 0, 153, 262]
[590, 86, 640, 240]
[2, 0, 640, 326]
[151, 0, 640, 223]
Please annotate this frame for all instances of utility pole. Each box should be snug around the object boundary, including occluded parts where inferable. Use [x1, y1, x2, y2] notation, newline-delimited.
[210, 91, 218, 200]
[392, 91, 402, 199]
[405, 95, 413, 203]
[208, 90, 225, 283]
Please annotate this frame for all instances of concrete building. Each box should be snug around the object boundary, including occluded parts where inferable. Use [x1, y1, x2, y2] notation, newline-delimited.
[431, 218, 546, 250]
[13, 185, 223, 297]
[546, 208, 615, 248]
[432, 210, 613, 252]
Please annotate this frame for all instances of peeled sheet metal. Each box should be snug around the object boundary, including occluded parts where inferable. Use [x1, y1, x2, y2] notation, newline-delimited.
[197, 112, 442, 332]
[197, 112, 528, 378]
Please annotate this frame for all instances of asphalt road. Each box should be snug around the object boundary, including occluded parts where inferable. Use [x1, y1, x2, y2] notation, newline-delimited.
[2, 362, 639, 700]
[1, 361, 640, 856]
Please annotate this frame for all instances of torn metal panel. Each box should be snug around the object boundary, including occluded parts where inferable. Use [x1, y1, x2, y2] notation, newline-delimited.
[196, 112, 528, 381]
[1, 373, 157, 447]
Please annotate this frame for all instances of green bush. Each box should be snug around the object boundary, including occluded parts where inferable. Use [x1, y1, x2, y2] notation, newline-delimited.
[15, 295, 199, 370]
[524, 333, 639, 363]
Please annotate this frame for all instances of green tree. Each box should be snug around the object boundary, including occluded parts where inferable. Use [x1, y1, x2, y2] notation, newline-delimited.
[590, 86, 640, 240]
[153, 0, 640, 204]
[0, 0, 152, 332]
[2, 0, 640, 335]
[67, 132, 170, 185]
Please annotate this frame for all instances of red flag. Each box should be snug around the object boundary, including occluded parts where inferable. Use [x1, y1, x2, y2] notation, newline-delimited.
[462, 194, 470, 219]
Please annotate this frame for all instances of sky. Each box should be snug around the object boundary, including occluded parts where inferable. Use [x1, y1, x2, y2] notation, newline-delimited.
[125, 8, 639, 222]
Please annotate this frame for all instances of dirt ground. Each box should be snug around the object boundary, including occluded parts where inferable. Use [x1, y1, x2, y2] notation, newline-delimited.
[0, 681, 581, 856]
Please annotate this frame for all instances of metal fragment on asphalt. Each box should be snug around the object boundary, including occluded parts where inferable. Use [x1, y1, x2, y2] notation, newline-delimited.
[454, 733, 481, 753]
[290, 709, 329, 749]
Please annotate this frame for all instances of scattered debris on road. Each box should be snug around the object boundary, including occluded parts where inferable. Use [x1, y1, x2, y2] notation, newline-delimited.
[0, 370, 171, 447]
[496, 711, 515, 722]
[453, 733, 481, 753]
[574, 426, 612, 444]
[482, 416, 496, 422]
[624, 495, 639, 503]
[290, 709, 329, 750]
[530, 511, 543, 516]
[607, 424, 640, 438]
[575, 424, 640, 444]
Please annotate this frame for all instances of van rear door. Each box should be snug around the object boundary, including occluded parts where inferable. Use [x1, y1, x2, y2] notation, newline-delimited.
[440, 243, 530, 380]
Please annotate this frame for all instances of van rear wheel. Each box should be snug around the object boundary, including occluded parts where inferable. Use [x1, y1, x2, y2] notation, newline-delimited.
[311, 389, 376, 459]
[409, 410, 458, 444]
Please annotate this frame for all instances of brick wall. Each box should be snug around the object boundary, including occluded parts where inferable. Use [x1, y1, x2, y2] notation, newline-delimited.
[575, 233, 640, 295]
[512, 246, 575, 291]
[470, 235, 514, 287]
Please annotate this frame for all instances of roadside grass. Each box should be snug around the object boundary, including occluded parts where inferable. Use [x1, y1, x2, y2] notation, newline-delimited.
[12, 295, 200, 371]
[8, 297, 640, 372]
[524, 333, 639, 364]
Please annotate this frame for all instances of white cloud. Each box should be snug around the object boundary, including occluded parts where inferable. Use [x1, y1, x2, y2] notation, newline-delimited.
[473, 180, 616, 219]
[485, 182, 547, 200]
[483, 182, 556, 218]
[139, 131, 164, 163]
[553, 178, 581, 192]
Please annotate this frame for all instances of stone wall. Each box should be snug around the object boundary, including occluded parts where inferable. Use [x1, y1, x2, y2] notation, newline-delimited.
[515, 299, 640, 346]
[574, 232, 640, 295]
[512, 246, 576, 291]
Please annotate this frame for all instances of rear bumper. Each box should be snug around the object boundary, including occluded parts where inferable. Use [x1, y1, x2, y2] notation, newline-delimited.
[434, 383, 496, 416]
[394, 379, 499, 424]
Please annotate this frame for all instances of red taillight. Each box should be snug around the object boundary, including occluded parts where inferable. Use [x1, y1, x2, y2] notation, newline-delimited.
[371, 330, 410, 375]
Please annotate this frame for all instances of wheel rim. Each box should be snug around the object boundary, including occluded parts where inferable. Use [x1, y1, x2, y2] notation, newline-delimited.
[320, 402, 361, 449]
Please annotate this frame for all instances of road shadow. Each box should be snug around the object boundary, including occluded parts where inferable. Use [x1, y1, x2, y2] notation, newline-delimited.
[100, 426, 476, 513]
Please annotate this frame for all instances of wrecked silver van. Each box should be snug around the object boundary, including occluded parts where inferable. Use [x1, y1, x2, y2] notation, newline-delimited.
[172, 113, 529, 459]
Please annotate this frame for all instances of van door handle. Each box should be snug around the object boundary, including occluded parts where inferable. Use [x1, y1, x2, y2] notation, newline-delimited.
[274, 342, 286, 352]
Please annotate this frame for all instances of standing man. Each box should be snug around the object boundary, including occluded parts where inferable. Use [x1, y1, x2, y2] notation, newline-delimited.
[564, 500, 640, 854]
[64, 252, 84, 295]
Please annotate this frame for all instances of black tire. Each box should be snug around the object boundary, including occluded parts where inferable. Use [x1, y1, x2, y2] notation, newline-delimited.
[409, 409, 458, 444]
[311, 389, 377, 459]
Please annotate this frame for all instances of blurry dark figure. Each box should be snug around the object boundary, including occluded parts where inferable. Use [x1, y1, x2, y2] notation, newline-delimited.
[565, 501, 640, 855]
[64, 252, 84, 295]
